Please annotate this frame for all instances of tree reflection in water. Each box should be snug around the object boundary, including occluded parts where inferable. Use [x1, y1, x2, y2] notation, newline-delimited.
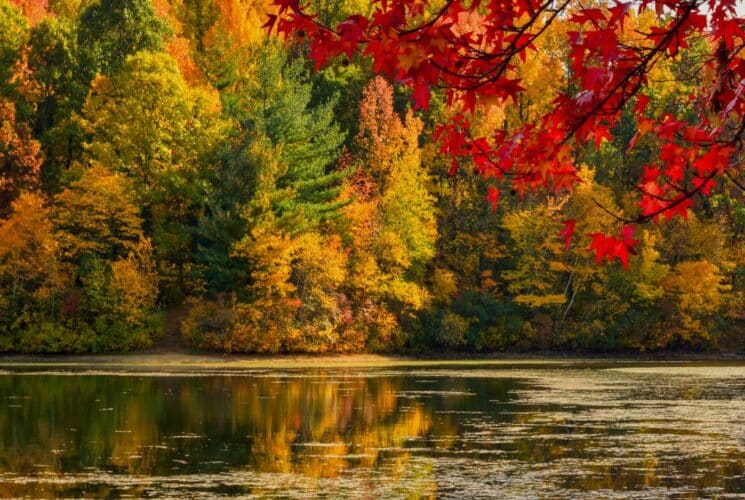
[0, 366, 743, 497]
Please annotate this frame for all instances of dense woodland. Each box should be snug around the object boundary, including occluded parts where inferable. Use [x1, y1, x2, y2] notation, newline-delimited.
[0, 0, 743, 353]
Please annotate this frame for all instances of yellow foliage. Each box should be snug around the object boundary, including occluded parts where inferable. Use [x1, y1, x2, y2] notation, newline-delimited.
[80, 52, 228, 191]
[110, 239, 159, 327]
[431, 267, 458, 304]
[663, 260, 722, 316]
[435, 312, 472, 347]
[637, 259, 724, 344]
[54, 163, 143, 261]
[0, 192, 66, 289]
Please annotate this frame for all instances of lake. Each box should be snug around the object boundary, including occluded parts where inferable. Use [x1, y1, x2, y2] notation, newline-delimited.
[0, 361, 743, 498]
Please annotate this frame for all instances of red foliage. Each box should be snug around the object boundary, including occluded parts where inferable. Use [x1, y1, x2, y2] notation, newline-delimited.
[268, 0, 745, 268]
[588, 225, 638, 269]
[559, 219, 576, 251]
[486, 185, 499, 212]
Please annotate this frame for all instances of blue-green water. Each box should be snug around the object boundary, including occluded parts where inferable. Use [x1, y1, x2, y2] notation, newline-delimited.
[0, 363, 744, 498]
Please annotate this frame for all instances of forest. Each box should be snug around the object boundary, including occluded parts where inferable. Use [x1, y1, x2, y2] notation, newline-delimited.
[0, 0, 743, 354]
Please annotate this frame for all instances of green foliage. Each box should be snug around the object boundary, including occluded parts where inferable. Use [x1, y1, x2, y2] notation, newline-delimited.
[196, 41, 348, 298]
[236, 41, 348, 225]
[27, 16, 83, 131]
[0, 0, 28, 92]
[77, 0, 171, 81]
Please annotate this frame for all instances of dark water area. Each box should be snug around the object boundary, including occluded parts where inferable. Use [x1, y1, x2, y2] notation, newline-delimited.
[0, 363, 744, 498]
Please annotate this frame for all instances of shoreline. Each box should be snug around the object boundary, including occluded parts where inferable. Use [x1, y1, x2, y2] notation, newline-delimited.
[0, 350, 744, 370]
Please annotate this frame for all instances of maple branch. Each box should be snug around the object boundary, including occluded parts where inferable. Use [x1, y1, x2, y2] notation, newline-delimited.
[559, 1, 702, 148]
[454, 0, 570, 91]
[591, 197, 636, 224]
[594, 165, 722, 225]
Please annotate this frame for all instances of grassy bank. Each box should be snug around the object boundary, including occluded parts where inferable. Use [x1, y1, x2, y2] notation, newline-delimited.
[0, 351, 744, 370]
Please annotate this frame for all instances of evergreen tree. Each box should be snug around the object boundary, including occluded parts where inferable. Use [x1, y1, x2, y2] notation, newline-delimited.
[196, 41, 348, 295]
[232, 41, 348, 226]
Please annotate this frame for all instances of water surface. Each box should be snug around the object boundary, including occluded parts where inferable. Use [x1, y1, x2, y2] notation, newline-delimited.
[0, 362, 743, 498]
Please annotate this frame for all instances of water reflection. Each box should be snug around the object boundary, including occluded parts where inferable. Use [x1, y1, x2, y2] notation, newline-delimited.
[0, 365, 743, 497]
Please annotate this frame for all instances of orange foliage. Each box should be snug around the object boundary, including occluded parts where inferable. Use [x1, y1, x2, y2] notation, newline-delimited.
[0, 99, 42, 214]
[150, 0, 204, 83]
[208, 0, 271, 47]
[355, 76, 400, 182]
[167, 36, 203, 84]
[0, 191, 66, 305]
[150, 0, 181, 28]
[10, 0, 49, 26]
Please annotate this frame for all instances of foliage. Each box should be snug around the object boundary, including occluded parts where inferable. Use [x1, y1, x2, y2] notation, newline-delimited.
[0, 0, 742, 354]
[53, 163, 143, 261]
[81, 50, 227, 297]
[77, 0, 171, 80]
[0, 0, 28, 91]
[270, 0, 745, 267]
[0, 98, 42, 213]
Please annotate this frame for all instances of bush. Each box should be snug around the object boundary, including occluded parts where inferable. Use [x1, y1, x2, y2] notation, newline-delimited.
[180, 297, 234, 351]
[434, 312, 471, 348]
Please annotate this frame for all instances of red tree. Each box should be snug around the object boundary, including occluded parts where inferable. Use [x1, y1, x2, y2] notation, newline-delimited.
[266, 0, 745, 267]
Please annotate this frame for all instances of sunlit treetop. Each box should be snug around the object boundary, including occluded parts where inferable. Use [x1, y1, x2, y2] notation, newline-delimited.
[266, 0, 745, 268]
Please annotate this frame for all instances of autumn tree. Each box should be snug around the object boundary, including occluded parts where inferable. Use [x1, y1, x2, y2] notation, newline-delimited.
[51, 163, 160, 351]
[0, 192, 68, 351]
[0, 0, 28, 93]
[340, 76, 436, 349]
[53, 163, 144, 262]
[0, 98, 43, 214]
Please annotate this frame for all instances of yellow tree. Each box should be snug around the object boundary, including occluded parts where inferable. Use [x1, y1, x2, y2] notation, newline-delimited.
[0, 192, 68, 348]
[53, 163, 143, 262]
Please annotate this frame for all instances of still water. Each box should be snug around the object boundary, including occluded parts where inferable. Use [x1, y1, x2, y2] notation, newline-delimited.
[0, 362, 744, 498]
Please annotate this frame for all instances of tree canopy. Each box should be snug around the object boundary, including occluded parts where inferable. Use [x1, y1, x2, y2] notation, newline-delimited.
[0, 0, 741, 354]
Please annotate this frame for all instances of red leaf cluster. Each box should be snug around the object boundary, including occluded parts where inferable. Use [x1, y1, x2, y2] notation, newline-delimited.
[588, 226, 638, 269]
